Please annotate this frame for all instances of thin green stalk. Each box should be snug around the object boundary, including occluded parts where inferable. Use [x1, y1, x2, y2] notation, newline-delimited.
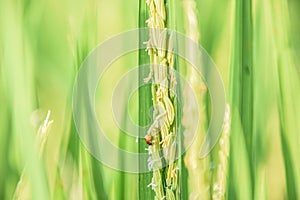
[181, 1, 211, 199]
[272, 0, 300, 198]
[252, 0, 279, 199]
[167, 1, 188, 199]
[241, 0, 254, 145]
[138, 0, 180, 199]
[212, 105, 230, 200]
[138, 0, 154, 199]
[227, 0, 253, 199]
[229, 0, 254, 160]
[240, 3, 255, 191]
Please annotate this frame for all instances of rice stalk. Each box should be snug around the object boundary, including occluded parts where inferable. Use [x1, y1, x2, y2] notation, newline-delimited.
[181, 1, 211, 199]
[212, 104, 230, 200]
[142, 0, 179, 199]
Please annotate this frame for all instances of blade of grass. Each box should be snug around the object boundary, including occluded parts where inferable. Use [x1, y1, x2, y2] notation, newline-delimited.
[230, 0, 254, 162]
[271, 0, 300, 199]
[273, 0, 300, 195]
[138, 0, 153, 199]
[227, 109, 252, 200]
[0, 1, 50, 199]
[227, 0, 254, 198]
[252, 0, 283, 198]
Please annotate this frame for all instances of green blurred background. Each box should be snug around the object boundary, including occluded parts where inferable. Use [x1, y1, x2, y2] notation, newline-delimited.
[0, 0, 300, 199]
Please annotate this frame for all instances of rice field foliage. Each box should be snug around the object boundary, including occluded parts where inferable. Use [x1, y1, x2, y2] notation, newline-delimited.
[0, 0, 299, 199]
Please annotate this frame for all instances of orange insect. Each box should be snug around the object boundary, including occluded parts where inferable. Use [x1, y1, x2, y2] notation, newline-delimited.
[144, 133, 152, 145]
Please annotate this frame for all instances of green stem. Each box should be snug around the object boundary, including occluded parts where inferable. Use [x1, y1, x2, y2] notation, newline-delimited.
[138, 0, 154, 199]
[228, 0, 254, 198]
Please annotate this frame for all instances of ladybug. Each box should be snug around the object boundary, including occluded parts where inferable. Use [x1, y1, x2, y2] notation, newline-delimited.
[144, 133, 152, 145]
